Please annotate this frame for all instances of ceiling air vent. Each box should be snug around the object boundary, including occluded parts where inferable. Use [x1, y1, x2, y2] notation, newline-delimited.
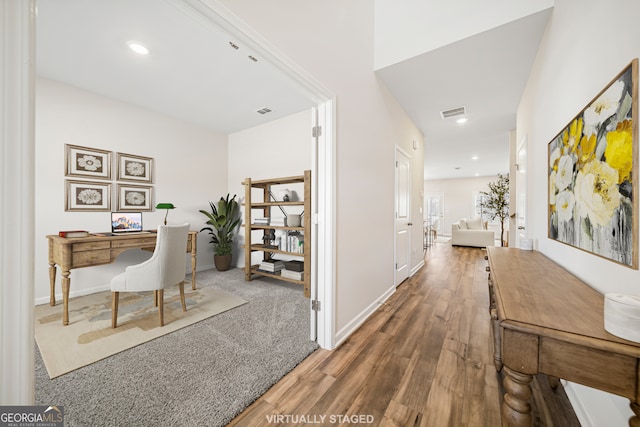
[440, 106, 466, 119]
[257, 107, 272, 115]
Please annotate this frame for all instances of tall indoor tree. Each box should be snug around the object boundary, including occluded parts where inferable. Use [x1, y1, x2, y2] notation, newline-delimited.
[482, 173, 510, 247]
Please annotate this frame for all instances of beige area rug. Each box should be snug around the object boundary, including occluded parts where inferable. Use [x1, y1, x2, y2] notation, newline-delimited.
[35, 285, 247, 378]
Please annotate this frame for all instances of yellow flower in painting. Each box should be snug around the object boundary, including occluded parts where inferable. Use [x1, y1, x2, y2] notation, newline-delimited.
[605, 119, 633, 184]
[549, 147, 561, 172]
[576, 133, 597, 166]
[574, 159, 620, 227]
[561, 118, 583, 152]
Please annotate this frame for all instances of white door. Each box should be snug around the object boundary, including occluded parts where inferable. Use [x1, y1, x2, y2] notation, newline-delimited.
[395, 147, 411, 286]
[516, 136, 528, 247]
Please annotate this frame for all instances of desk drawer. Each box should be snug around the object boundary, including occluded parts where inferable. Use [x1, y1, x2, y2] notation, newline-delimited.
[72, 241, 110, 252]
[72, 249, 111, 267]
[111, 237, 156, 249]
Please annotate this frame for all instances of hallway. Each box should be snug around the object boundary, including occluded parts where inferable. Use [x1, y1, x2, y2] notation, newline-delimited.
[230, 243, 580, 426]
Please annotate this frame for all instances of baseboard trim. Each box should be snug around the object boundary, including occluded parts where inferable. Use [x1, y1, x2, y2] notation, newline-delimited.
[35, 284, 110, 306]
[334, 285, 396, 347]
[410, 260, 425, 276]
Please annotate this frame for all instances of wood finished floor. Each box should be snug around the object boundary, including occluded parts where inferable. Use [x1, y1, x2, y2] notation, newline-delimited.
[229, 244, 580, 426]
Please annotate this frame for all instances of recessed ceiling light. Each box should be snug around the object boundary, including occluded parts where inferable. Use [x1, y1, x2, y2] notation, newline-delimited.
[471, 155, 479, 160]
[475, 173, 480, 177]
[127, 41, 150, 55]
[456, 117, 468, 124]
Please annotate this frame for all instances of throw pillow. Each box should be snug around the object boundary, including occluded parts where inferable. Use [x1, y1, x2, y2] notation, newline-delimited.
[467, 217, 483, 230]
[459, 219, 468, 229]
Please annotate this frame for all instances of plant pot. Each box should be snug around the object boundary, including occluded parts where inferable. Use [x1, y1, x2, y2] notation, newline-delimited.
[214, 254, 232, 271]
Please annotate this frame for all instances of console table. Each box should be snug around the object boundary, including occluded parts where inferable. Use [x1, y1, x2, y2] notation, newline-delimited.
[486, 247, 640, 426]
[47, 231, 198, 326]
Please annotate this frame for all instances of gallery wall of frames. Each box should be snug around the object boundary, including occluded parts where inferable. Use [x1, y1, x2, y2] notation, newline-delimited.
[64, 144, 155, 212]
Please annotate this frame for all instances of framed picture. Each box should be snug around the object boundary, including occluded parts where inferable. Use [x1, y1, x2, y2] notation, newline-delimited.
[65, 144, 112, 180]
[548, 59, 638, 269]
[117, 152, 153, 183]
[65, 180, 111, 212]
[117, 184, 153, 211]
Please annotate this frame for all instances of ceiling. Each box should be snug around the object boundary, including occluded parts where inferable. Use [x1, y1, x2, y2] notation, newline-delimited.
[35, 0, 315, 134]
[377, 9, 552, 180]
[36, 1, 551, 180]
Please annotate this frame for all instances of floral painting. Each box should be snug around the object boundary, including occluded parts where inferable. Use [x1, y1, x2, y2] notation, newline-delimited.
[117, 152, 153, 183]
[117, 184, 153, 211]
[549, 59, 638, 269]
[65, 180, 111, 211]
[65, 144, 112, 180]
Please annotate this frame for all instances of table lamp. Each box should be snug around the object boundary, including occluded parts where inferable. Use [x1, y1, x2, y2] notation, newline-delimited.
[156, 203, 176, 225]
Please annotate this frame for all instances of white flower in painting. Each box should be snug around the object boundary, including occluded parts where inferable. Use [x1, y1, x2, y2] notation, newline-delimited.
[125, 191, 145, 205]
[574, 159, 620, 227]
[583, 80, 625, 134]
[549, 170, 558, 205]
[77, 189, 102, 205]
[549, 147, 561, 168]
[556, 155, 574, 191]
[126, 161, 145, 177]
[556, 190, 575, 223]
[77, 155, 102, 172]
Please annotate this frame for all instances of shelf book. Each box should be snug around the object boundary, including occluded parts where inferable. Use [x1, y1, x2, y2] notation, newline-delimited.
[242, 170, 311, 298]
[58, 230, 90, 238]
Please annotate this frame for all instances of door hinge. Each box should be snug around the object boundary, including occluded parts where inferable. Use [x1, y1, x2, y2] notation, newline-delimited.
[312, 299, 321, 311]
[312, 126, 322, 138]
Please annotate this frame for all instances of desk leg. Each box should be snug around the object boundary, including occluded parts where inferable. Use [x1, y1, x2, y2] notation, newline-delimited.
[49, 262, 57, 306]
[502, 366, 533, 426]
[191, 251, 197, 290]
[630, 402, 640, 427]
[61, 270, 70, 326]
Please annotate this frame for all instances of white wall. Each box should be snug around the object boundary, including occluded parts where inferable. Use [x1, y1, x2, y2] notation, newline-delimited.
[425, 175, 500, 237]
[517, 0, 640, 424]
[218, 0, 425, 339]
[373, 0, 554, 69]
[227, 110, 312, 269]
[35, 78, 228, 304]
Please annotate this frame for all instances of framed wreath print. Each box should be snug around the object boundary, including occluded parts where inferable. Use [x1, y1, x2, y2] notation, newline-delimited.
[117, 184, 153, 211]
[65, 180, 111, 212]
[65, 144, 112, 180]
[117, 152, 153, 183]
[548, 59, 638, 269]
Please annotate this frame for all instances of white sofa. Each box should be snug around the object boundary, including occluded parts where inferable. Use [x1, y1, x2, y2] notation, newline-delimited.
[451, 217, 495, 248]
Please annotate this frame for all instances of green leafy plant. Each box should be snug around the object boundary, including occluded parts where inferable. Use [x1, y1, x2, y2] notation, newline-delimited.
[199, 194, 241, 256]
[481, 173, 510, 247]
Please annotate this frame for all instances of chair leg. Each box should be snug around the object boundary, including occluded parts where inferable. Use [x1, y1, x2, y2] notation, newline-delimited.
[111, 292, 119, 328]
[179, 281, 187, 312]
[154, 290, 159, 307]
[157, 289, 164, 326]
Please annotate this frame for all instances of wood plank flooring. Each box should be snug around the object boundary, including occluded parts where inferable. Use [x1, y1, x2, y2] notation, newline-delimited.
[229, 244, 580, 426]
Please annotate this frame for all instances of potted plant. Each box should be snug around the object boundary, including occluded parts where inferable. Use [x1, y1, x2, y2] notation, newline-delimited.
[199, 194, 241, 271]
[481, 173, 510, 247]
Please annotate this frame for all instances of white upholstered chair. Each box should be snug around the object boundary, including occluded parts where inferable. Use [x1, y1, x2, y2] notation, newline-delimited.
[110, 223, 190, 328]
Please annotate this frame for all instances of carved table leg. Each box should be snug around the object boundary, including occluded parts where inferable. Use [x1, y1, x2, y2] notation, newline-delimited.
[48, 262, 57, 306]
[490, 309, 503, 371]
[502, 366, 533, 426]
[630, 402, 640, 427]
[61, 270, 70, 326]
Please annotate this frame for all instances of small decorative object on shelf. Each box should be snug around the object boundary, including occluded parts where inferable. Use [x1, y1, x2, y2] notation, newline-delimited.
[242, 171, 311, 298]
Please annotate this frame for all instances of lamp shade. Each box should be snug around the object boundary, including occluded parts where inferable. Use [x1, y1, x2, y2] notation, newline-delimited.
[156, 203, 176, 209]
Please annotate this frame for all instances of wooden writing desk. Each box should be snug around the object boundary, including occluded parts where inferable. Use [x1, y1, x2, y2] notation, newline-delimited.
[47, 231, 198, 325]
[487, 247, 640, 427]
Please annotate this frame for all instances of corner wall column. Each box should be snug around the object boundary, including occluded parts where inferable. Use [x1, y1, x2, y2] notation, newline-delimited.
[0, 0, 36, 404]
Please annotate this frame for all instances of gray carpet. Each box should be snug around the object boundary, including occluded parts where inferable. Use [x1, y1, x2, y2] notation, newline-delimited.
[35, 268, 318, 426]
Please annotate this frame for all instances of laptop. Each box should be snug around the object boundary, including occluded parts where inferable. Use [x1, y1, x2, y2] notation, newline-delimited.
[111, 212, 143, 234]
